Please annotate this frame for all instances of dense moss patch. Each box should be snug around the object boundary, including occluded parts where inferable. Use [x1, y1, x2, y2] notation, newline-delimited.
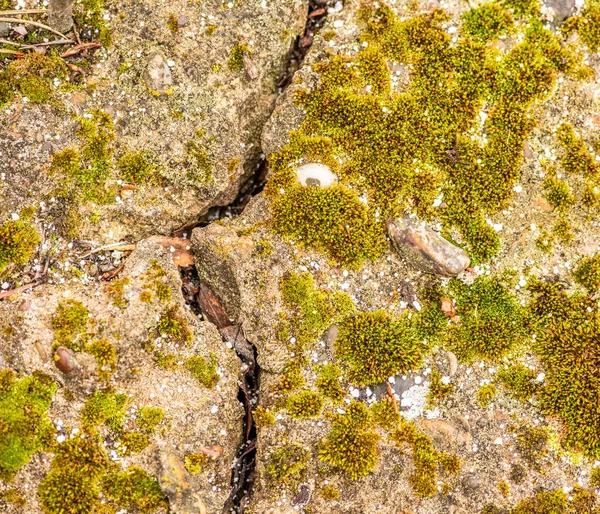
[445, 276, 528, 362]
[573, 254, 600, 292]
[265, 3, 582, 266]
[81, 389, 128, 432]
[476, 383, 497, 408]
[136, 406, 165, 433]
[118, 151, 159, 184]
[527, 280, 600, 457]
[335, 310, 424, 385]
[0, 370, 57, 480]
[51, 299, 90, 350]
[315, 363, 346, 405]
[319, 401, 379, 479]
[266, 444, 311, 484]
[0, 220, 40, 272]
[184, 353, 219, 388]
[101, 467, 167, 513]
[286, 390, 324, 418]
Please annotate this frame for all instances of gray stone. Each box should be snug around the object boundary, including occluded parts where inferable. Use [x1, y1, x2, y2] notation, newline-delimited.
[143, 51, 173, 95]
[388, 218, 470, 276]
[546, 0, 577, 20]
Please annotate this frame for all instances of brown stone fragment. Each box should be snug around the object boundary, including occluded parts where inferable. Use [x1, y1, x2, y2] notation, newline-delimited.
[53, 347, 75, 374]
[388, 218, 470, 276]
[534, 195, 554, 213]
[440, 297, 456, 317]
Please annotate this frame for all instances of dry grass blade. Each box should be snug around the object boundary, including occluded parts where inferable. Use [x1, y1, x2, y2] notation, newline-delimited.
[0, 48, 23, 56]
[61, 40, 102, 57]
[0, 17, 69, 39]
[0, 9, 47, 15]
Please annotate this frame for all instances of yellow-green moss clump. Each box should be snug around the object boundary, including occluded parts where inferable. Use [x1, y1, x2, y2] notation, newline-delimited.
[0, 52, 68, 106]
[574, 254, 600, 292]
[286, 390, 324, 418]
[265, 3, 581, 266]
[562, 1, 600, 51]
[319, 401, 380, 479]
[85, 339, 117, 382]
[515, 424, 549, 469]
[184, 353, 219, 388]
[320, 484, 340, 500]
[106, 277, 130, 309]
[81, 389, 128, 432]
[496, 363, 538, 401]
[155, 306, 193, 346]
[186, 129, 213, 184]
[527, 279, 600, 457]
[141, 260, 172, 302]
[278, 359, 306, 393]
[476, 383, 497, 408]
[75, 0, 112, 46]
[445, 276, 527, 362]
[184, 453, 207, 475]
[543, 176, 574, 211]
[38, 436, 110, 514]
[253, 406, 276, 427]
[427, 368, 453, 407]
[136, 406, 165, 433]
[51, 299, 90, 350]
[228, 43, 250, 72]
[0, 220, 40, 272]
[118, 151, 159, 184]
[0, 370, 57, 480]
[266, 444, 311, 484]
[101, 467, 167, 513]
[335, 310, 424, 386]
[0, 487, 26, 506]
[281, 272, 354, 349]
[315, 363, 346, 405]
[590, 466, 600, 488]
[390, 417, 461, 497]
[461, 3, 513, 42]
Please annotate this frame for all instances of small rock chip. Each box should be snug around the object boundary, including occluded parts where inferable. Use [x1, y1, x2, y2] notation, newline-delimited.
[159, 451, 207, 514]
[54, 347, 75, 374]
[533, 195, 554, 213]
[143, 52, 173, 96]
[292, 484, 312, 508]
[388, 218, 470, 276]
[446, 351, 458, 376]
[295, 163, 337, 188]
[440, 297, 456, 318]
[243, 53, 257, 81]
[177, 15, 189, 27]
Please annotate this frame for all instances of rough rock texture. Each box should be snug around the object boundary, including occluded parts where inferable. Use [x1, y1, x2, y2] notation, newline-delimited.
[0, 0, 307, 246]
[0, 240, 242, 513]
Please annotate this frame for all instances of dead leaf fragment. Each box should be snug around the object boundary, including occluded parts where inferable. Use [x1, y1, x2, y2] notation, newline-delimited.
[440, 297, 456, 317]
[147, 235, 195, 267]
[197, 445, 223, 460]
[198, 283, 231, 330]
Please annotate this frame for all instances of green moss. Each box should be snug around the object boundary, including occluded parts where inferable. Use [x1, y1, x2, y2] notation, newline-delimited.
[278, 359, 305, 393]
[461, 3, 513, 42]
[370, 398, 401, 431]
[136, 406, 165, 433]
[155, 306, 193, 346]
[186, 129, 213, 184]
[590, 466, 600, 488]
[266, 444, 311, 485]
[527, 279, 600, 457]
[320, 484, 340, 500]
[535, 230, 553, 253]
[184, 353, 218, 388]
[496, 363, 538, 401]
[0, 370, 57, 480]
[499, 480, 510, 498]
[502, 0, 541, 17]
[286, 390, 324, 419]
[228, 44, 250, 72]
[543, 176, 574, 212]
[315, 363, 346, 405]
[319, 401, 379, 479]
[51, 299, 90, 351]
[281, 272, 354, 349]
[141, 260, 172, 302]
[515, 424, 549, 469]
[574, 254, 600, 292]
[85, 339, 117, 382]
[511, 489, 567, 514]
[335, 310, 424, 386]
[117, 151, 159, 185]
[38, 436, 109, 514]
[81, 390, 129, 432]
[77, 0, 112, 46]
[167, 13, 178, 32]
[427, 368, 453, 407]
[4, 53, 68, 104]
[254, 406, 276, 427]
[0, 487, 26, 506]
[106, 277, 130, 310]
[556, 123, 599, 177]
[445, 276, 527, 362]
[184, 453, 207, 475]
[561, 3, 600, 52]
[390, 417, 460, 497]
[476, 383, 497, 408]
[101, 467, 167, 513]
[552, 216, 574, 245]
[0, 220, 40, 272]
[118, 432, 150, 455]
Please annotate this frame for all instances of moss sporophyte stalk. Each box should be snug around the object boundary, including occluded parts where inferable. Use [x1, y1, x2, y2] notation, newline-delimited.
[265, 1, 590, 267]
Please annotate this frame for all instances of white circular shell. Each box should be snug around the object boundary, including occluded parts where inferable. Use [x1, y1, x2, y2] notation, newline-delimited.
[295, 163, 337, 188]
